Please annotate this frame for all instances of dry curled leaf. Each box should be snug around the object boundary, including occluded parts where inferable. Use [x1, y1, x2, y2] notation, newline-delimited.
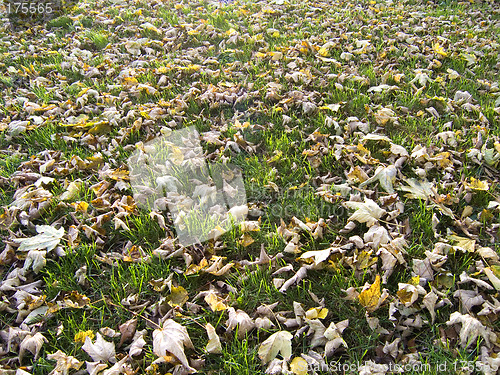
[258, 331, 293, 364]
[152, 319, 195, 373]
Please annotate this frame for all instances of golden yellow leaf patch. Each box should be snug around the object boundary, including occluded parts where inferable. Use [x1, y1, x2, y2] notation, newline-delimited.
[464, 177, 489, 191]
[204, 292, 228, 312]
[358, 274, 382, 312]
[290, 357, 308, 375]
[167, 286, 189, 308]
[74, 330, 95, 344]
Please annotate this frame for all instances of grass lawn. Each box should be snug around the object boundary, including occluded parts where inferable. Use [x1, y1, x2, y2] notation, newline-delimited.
[0, 0, 499, 374]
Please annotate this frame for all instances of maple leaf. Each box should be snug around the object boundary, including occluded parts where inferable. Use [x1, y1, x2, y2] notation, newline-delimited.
[358, 275, 388, 313]
[399, 178, 434, 200]
[47, 350, 83, 375]
[359, 165, 397, 193]
[19, 332, 47, 363]
[166, 286, 189, 308]
[299, 248, 332, 266]
[464, 177, 489, 191]
[374, 107, 397, 125]
[82, 333, 116, 363]
[432, 42, 448, 57]
[344, 198, 387, 227]
[323, 319, 349, 357]
[22, 249, 47, 274]
[16, 225, 64, 252]
[447, 312, 495, 348]
[204, 291, 228, 312]
[152, 319, 195, 373]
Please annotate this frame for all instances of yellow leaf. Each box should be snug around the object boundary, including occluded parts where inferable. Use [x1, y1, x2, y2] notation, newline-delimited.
[464, 177, 489, 191]
[305, 307, 328, 320]
[170, 146, 184, 165]
[167, 286, 189, 308]
[357, 250, 377, 270]
[63, 291, 90, 308]
[108, 168, 129, 181]
[393, 73, 404, 83]
[409, 275, 420, 286]
[184, 258, 209, 275]
[88, 121, 111, 135]
[156, 66, 171, 74]
[290, 357, 308, 375]
[204, 292, 228, 312]
[72, 201, 89, 213]
[318, 47, 329, 57]
[267, 150, 282, 163]
[123, 77, 138, 86]
[448, 235, 476, 252]
[432, 42, 448, 58]
[188, 64, 201, 72]
[358, 275, 381, 312]
[239, 233, 255, 247]
[397, 288, 414, 305]
[74, 330, 94, 344]
[347, 166, 368, 183]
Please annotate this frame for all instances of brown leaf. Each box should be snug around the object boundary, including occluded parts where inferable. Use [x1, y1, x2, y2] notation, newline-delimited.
[119, 318, 137, 347]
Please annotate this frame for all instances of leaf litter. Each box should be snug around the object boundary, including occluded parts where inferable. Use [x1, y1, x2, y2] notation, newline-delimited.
[0, 0, 499, 373]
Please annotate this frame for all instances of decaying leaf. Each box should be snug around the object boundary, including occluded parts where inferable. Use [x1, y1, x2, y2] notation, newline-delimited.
[15, 225, 65, 252]
[226, 307, 255, 339]
[153, 319, 196, 373]
[82, 333, 116, 363]
[19, 332, 47, 363]
[290, 357, 308, 375]
[204, 292, 228, 312]
[47, 350, 83, 375]
[118, 318, 137, 347]
[446, 312, 495, 348]
[205, 323, 222, 354]
[344, 199, 387, 227]
[258, 331, 293, 364]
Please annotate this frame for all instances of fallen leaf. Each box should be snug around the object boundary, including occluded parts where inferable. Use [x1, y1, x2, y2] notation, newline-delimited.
[19, 332, 47, 363]
[226, 307, 255, 339]
[204, 292, 228, 312]
[118, 318, 137, 347]
[344, 198, 387, 227]
[152, 319, 195, 373]
[166, 286, 189, 308]
[47, 350, 83, 375]
[82, 333, 116, 363]
[258, 331, 293, 364]
[358, 275, 386, 312]
[16, 225, 65, 252]
[290, 357, 308, 375]
[205, 323, 222, 354]
[446, 312, 495, 348]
